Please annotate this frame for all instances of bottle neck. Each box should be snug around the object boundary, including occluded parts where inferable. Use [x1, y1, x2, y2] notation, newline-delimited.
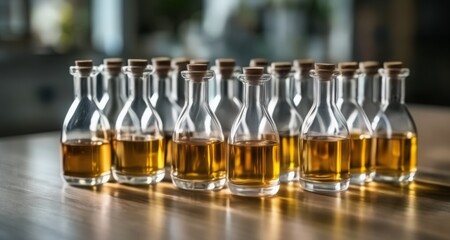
[244, 82, 264, 108]
[273, 75, 293, 100]
[314, 78, 334, 107]
[188, 80, 208, 106]
[74, 75, 94, 100]
[128, 74, 148, 100]
[103, 73, 123, 99]
[383, 76, 405, 104]
[336, 76, 357, 101]
[217, 75, 236, 99]
[358, 74, 381, 103]
[154, 74, 172, 98]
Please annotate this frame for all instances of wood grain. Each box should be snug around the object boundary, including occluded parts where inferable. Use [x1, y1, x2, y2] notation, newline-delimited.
[0, 105, 449, 240]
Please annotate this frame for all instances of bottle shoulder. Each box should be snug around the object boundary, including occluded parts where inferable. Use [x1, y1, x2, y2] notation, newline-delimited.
[301, 105, 349, 137]
[372, 104, 417, 134]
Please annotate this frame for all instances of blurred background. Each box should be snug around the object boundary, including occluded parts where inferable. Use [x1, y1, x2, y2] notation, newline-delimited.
[0, 0, 449, 136]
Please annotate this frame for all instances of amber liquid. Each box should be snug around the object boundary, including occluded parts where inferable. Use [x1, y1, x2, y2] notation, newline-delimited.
[164, 134, 173, 169]
[374, 133, 417, 175]
[62, 140, 111, 178]
[172, 139, 226, 181]
[113, 138, 165, 176]
[350, 133, 374, 174]
[280, 135, 300, 173]
[301, 136, 350, 182]
[228, 140, 280, 187]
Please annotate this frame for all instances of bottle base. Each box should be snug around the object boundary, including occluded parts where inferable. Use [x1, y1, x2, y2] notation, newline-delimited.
[350, 171, 375, 185]
[171, 176, 226, 191]
[64, 173, 110, 186]
[228, 183, 280, 197]
[112, 170, 165, 185]
[374, 171, 416, 184]
[280, 170, 299, 183]
[299, 178, 349, 193]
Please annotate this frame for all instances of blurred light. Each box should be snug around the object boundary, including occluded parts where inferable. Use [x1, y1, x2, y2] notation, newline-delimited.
[92, 0, 123, 55]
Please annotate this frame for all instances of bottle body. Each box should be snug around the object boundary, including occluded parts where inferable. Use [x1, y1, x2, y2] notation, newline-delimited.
[228, 68, 280, 197]
[372, 67, 417, 183]
[268, 71, 302, 183]
[113, 62, 165, 184]
[300, 65, 350, 192]
[172, 67, 226, 190]
[336, 71, 375, 184]
[61, 62, 111, 186]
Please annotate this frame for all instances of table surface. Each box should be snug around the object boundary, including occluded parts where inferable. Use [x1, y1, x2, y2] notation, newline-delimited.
[0, 105, 449, 240]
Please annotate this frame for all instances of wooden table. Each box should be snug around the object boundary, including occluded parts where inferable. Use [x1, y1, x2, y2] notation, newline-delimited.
[0, 105, 449, 240]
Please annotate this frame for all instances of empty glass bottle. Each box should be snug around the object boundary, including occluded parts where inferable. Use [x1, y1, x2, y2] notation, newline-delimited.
[228, 67, 280, 197]
[150, 57, 182, 178]
[372, 61, 417, 184]
[210, 58, 242, 138]
[357, 61, 382, 122]
[293, 59, 315, 119]
[268, 62, 302, 183]
[172, 64, 226, 191]
[61, 60, 111, 186]
[250, 58, 270, 105]
[336, 62, 375, 184]
[300, 63, 350, 192]
[113, 59, 165, 184]
[171, 57, 190, 107]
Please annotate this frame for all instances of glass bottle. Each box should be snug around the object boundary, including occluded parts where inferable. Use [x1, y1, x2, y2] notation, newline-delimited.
[300, 63, 350, 192]
[150, 57, 182, 178]
[249, 58, 270, 105]
[268, 62, 302, 183]
[61, 60, 111, 186]
[172, 64, 226, 190]
[293, 59, 315, 119]
[372, 61, 417, 184]
[210, 58, 242, 138]
[336, 62, 375, 184]
[357, 61, 382, 122]
[228, 67, 280, 197]
[171, 57, 190, 108]
[113, 59, 165, 184]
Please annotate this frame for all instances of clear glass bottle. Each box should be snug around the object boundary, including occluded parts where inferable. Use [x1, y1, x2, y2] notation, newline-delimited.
[113, 59, 165, 184]
[172, 64, 226, 190]
[300, 63, 350, 192]
[357, 61, 382, 122]
[372, 61, 417, 184]
[228, 67, 280, 197]
[268, 62, 302, 183]
[249, 58, 270, 105]
[210, 58, 242, 137]
[336, 62, 375, 184]
[150, 57, 182, 178]
[61, 60, 111, 186]
[171, 57, 190, 108]
[293, 59, 315, 119]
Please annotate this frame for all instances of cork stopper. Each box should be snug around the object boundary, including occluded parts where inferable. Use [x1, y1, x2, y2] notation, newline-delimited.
[215, 58, 236, 79]
[103, 58, 123, 75]
[171, 57, 190, 70]
[185, 64, 210, 81]
[128, 59, 148, 75]
[152, 57, 171, 77]
[271, 62, 292, 76]
[75, 60, 94, 75]
[293, 59, 314, 69]
[359, 61, 379, 75]
[243, 67, 265, 83]
[314, 63, 337, 80]
[249, 58, 268, 67]
[384, 61, 403, 69]
[190, 59, 209, 65]
[338, 62, 358, 77]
